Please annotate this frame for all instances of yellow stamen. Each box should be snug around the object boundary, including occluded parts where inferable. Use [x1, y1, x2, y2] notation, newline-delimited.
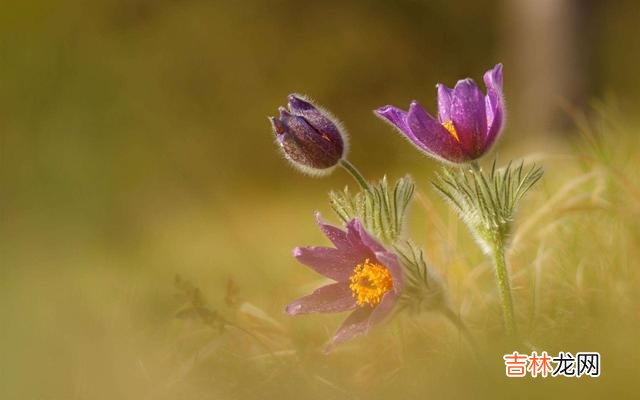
[442, 120, 460, 142]
[349, 259, 393, 307]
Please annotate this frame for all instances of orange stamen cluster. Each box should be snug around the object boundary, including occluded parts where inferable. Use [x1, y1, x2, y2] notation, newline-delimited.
[349, 259, 393, 307]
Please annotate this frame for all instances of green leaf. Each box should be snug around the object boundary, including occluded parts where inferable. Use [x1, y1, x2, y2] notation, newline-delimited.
[329, 175, 416, 244]
[433, 159, 543, 253]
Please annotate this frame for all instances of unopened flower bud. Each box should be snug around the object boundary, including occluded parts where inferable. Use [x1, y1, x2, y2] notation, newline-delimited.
[269, 94, 347, 175]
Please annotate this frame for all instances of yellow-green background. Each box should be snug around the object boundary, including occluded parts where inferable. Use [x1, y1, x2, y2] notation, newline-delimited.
[1, 1, 639, 399]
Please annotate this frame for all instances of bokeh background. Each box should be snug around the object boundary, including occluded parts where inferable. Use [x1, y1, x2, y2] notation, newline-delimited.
[1, 1, 639, 399]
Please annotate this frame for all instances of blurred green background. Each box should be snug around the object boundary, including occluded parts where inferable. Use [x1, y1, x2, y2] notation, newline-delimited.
[1, 1, 639, 399]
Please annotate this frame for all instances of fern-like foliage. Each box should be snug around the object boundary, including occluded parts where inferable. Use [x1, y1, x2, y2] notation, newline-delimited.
[433, 160, 543, 254]
[330, 176, 445, 312]
[393, 241, 446, 313]
[329, 175, 415, 244]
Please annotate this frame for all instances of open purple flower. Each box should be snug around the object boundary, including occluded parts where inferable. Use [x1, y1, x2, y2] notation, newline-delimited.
[375, 63, 504, 163]
[286, 213, 404, 350]
[270, 94, 347, 176]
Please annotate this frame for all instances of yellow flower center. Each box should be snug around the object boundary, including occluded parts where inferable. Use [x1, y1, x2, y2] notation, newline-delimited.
[442, 120, 460, 142]
[349, 259, 393, 307]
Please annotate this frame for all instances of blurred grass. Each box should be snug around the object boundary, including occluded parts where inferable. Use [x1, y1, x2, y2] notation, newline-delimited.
[2, 108, 639, 399]
[1, 1, 640, 399]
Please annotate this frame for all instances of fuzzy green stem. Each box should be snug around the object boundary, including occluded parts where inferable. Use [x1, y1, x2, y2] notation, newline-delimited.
[491, 241, 517, 339]
[339, 159, 370, 191]
[470, 160, 518, 339]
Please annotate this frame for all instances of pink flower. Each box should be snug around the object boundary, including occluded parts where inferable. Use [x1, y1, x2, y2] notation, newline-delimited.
[286, 213, 404, 350]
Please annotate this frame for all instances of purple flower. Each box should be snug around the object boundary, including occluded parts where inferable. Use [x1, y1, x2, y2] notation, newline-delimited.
[286, 213, 404, 350]
[270, 94, 347, 175]
[375, 64, 504, 163]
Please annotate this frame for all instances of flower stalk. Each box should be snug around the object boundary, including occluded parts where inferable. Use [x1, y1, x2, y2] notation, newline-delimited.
[433, 159, 543, 339]
[339, 159, 371, 191]
[469, 161, 516, 337]
[489, 237, 516, 338]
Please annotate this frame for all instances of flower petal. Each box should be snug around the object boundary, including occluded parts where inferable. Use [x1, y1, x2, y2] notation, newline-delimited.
[406, 101, 465, 162]
[367, 291, 398, 329]
[287, 94, 344, 150]
[326, 306, 374, 350]
[315, 212, 350, 250]
[375, 105, 410, 135]
[450, 78, 488, 158]
[285, 282, 356, 315]
[344, 220, 377, 261]
[484, 97, 504, 151]
[293, 246, 359, 281]
[278, 109, 342, 169]
[287, 94, 316, 113]
[436, 83, 454, 123]
[374, 251, 404, 292]
[350, 219, 387, 254]
[483, 63, 503, 96]
[483, 64, 504, 150]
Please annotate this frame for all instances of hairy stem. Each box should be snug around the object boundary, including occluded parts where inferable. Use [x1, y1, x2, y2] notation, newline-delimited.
[340, 159, 370, 191]
[491, 241, 517, 339]
[471, 160, 518, 339]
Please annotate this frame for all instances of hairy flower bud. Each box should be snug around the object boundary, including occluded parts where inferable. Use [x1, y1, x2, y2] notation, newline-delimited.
[269, 94, 347, 175]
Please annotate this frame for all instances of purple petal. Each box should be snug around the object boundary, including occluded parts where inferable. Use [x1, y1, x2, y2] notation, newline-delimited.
[344, 220, 377, 261]
[483, 63, 503, 94]
[326, 306, 374, 350]
[293, 246, 358, 281]
[450, 78, 488, 158]
[374, 251, 404, 292]
[405, 101, 465, 162]
[483, 64, 504, 150]
[287, 94, 344, 149]
[367, 292, 398, 328]
[269, 116, 285, 136]
[315, 212, 350, 250]
[277, 110, 343, 169]
[287, 94, 316, 113]
[484, 97, 504, 151]
[436, 84, 454, 123]
[285, 282, 356, 315]
[375, 105, 410, 135]
[350, 219, 386, 254]
[483, 65, 502, 126]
